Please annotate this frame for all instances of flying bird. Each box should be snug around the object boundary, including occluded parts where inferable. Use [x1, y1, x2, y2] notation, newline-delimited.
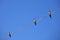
[8, 32, 11, 38]
[33, 18, 37, 26]
[48, 10, 51, 18]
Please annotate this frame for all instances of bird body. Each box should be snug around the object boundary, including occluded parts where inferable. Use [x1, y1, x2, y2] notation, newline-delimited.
[48, 10, 51, 18]
[33, 18, 37, 26]
[8, 32, 11, 38]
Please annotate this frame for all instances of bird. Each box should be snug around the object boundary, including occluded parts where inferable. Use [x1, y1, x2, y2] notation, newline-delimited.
[8, 32, 11, 38]
[33, 18, 37, 26]
[48, 10, 51, 18]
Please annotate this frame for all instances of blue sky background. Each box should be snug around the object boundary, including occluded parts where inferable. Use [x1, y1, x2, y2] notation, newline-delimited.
[0, 0, 60, 40]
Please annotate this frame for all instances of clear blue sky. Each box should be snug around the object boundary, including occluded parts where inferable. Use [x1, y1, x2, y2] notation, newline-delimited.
[0, 0, 60, 40]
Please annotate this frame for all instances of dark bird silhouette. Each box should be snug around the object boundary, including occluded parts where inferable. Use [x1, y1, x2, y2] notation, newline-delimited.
[33, 18, 37, 26]
[8, 32, 11, 38]
[48, 10, 51, 18]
